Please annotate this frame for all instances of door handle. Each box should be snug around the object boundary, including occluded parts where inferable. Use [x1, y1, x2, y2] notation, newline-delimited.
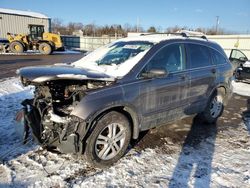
[179, 75, 186, 80]
[211, 68, 216, 74]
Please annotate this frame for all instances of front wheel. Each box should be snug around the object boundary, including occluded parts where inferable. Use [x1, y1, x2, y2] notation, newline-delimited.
[200, 89, 224, 124]
[10, 41, 24, 53]
[85, 111, 131, 168]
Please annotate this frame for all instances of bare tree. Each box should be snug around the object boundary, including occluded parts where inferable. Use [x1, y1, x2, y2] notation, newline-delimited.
[67, 22, 84, 35]
[51, 18, 235, 37]
[51, 18, 66, 34]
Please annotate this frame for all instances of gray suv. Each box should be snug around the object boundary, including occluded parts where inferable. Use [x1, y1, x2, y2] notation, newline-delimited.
[17, 33, 233, 168]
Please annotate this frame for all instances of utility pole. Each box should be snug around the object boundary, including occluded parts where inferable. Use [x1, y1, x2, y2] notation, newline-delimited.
[215, 16, 219, 34]
[137, 17, 140, 33]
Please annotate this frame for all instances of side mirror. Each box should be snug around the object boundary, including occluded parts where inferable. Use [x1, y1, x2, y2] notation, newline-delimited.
[141, 68, 168, 79]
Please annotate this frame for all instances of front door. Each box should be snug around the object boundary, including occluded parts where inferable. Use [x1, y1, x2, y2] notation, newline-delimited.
[137, 43, 189, 130]
[229, 49, 248, 63]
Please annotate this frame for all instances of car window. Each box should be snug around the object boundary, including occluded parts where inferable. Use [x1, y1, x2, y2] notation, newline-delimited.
[210, 49, 227, 65]
[229, 49, 248, 62]
[142, 43, 185, 74]
[188, 44, 211, 68]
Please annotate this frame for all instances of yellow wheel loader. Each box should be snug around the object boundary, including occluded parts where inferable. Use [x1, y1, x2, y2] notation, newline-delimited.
[5, 25, 64, 55]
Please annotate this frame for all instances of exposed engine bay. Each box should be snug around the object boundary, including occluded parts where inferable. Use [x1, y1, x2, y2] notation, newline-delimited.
[21, 78, 112, 154]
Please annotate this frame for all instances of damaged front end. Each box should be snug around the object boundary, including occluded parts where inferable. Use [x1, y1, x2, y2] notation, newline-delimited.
[17, 66, 114, 154]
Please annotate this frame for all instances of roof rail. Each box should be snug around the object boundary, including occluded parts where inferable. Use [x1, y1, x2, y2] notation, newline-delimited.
[140, 31, 207, 40]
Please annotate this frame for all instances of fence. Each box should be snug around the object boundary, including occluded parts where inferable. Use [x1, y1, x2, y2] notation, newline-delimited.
[62, 35, 122, 51]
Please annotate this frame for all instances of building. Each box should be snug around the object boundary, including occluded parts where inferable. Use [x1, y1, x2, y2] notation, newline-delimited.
[208, 35, 250, 58]
[0, 8, 51, 39]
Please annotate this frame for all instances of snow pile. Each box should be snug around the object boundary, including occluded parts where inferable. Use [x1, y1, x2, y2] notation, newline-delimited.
[0, 50, 82, 56]
[232, 81, 250, 97]
[0, 8, 48, 19]
[0, 78, 250, 187]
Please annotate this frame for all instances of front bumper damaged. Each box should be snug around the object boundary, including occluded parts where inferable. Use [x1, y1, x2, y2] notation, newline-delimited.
[16, 99, 89, 154]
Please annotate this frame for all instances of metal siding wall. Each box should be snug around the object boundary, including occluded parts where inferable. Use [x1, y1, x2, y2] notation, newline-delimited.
[208, 35, 250, 59]
[0, 13, 49, 38]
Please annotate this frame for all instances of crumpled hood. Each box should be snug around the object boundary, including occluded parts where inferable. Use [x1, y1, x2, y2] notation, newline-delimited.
[17, 65, 115, 83]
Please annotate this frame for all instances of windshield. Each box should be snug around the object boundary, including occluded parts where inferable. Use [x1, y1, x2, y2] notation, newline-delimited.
[72, 40, 154, 78]
[97, 41, 153, 65]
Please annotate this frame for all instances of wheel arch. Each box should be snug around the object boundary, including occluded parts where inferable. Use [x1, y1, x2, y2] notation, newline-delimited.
[86, 105, 140, 140]
[209, 84, 227, 99]
[207, 84, 228, 107]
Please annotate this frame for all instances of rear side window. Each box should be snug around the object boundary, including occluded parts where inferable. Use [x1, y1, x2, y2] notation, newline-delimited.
[210, 49, 227, 65]
[187, 44, 211, 68]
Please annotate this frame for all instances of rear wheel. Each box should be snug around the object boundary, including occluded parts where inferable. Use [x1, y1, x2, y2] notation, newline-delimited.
[39, 43, 52, 55]
[200, 89, 225, 124]
[10, 41, 24, 53]
[85, 111, 131, 168]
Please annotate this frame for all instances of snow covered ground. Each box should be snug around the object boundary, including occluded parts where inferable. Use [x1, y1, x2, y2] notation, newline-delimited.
[0, 50, 82, 56]
[0, 78, 250, 188]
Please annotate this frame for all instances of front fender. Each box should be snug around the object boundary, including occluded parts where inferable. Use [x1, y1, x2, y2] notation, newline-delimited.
[71, 86, 124, 121]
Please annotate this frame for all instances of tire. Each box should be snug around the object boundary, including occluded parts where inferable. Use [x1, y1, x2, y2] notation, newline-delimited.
[39, 43, 52, 55]
[85, 111, 131, 168]
[200, 89, 225, 124]
[0, 43, 5, 53]
[10, 41, 24, 53]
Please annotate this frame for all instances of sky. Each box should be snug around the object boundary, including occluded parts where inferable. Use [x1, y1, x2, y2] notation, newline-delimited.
[0, 0, 249, 33]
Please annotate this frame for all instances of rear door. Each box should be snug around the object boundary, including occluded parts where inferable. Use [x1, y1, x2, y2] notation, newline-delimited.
[185, 43, 216, 113]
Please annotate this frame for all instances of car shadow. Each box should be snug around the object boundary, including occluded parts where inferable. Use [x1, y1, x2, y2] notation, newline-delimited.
[168, 116, 217, 188]
[242, 98, 250, 133]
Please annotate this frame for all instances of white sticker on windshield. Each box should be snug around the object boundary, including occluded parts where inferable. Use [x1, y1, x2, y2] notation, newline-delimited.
[123, 45, 140, 49]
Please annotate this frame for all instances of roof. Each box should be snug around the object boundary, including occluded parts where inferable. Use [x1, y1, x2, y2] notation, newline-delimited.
[0, 8, 49, 19]
[118, 33, 208, 44]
